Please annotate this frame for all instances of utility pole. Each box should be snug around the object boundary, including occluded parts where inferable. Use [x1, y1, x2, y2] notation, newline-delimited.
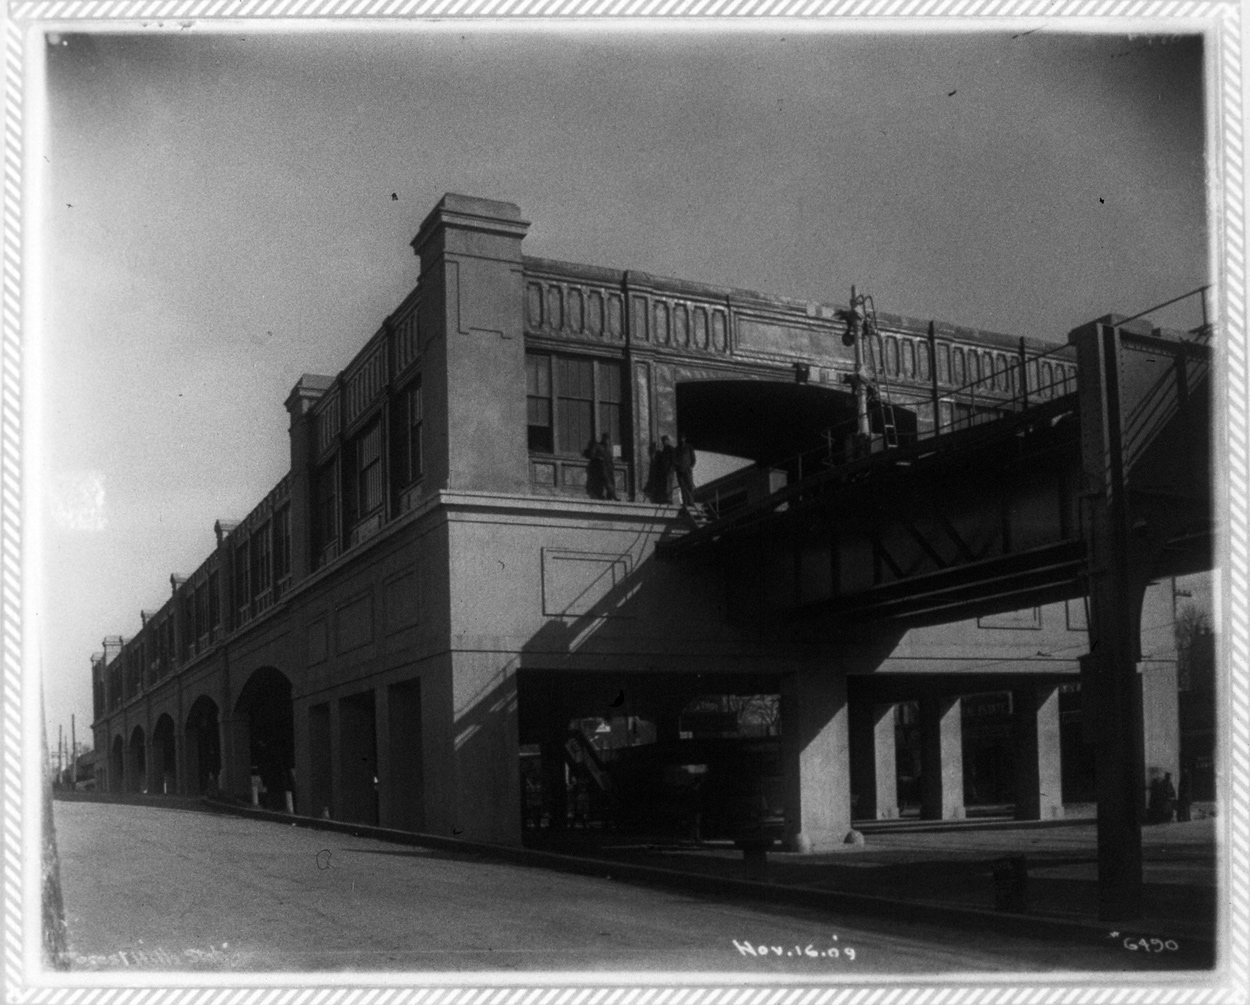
[848, 286, 872, 441]
[71, 715, 77, 787]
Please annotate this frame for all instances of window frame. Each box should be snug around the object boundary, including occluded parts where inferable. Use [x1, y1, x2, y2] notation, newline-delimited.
[525, 351, 623, 458]
[390, 377, 424, 501]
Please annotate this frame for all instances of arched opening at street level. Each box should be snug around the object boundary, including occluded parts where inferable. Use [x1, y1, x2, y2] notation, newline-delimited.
[184, 695, 221, 795]
[109, 734, 124, 794]
[126, 725, 147, 793]
[234, 667, 295, 812]
[151, 714, 178, 795]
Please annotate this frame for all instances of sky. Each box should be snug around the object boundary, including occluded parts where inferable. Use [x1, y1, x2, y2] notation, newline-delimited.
[36, 22, 1210, 752]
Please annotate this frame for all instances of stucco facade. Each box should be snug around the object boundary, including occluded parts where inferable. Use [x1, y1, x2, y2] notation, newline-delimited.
[90, 194, 1179, 851]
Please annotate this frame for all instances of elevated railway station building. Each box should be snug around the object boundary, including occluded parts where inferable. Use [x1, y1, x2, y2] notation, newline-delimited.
[89, 194, 1200, 856]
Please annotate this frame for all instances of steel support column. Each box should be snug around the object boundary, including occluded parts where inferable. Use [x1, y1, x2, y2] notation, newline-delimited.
[1073, 319, 1146, 920]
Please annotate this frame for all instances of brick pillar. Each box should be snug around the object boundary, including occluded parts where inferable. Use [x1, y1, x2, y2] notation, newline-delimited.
[374, 683, 393, 828]
[1140, 579, 1181, 789]
[328, 699, 343, 820]
[284, 376, 331, 585]
[173, 728, 186, 796]
[920, 695, 965, 820]
[850, 700, 899, 820]
[1014, 684, 1064, 820]
[411, 194, 531, 495]
[781, 670, 852, 851]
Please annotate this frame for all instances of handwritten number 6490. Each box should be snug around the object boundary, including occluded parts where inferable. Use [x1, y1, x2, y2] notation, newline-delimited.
[1122, 937, 1179, 953]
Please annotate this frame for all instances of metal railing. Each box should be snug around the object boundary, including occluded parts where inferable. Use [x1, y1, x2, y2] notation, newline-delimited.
[689, 292, 1211, 536]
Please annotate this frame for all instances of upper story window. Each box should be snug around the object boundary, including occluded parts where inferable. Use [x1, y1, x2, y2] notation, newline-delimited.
[182, 592, 196, 660]
[345, 419, 383, 527]
[273, 506, 291, 592]
[526, 354, 553, 452]
[526, 352, 622, 456]
[208, 570, 221, 639]
[391, 377, 423, 499]
[251, 522, 272, 607]
[313, 459, 338, 559]
[157, 617, 171, 675]
[234, 540, 250, 622]
[195, 581, 210, 647]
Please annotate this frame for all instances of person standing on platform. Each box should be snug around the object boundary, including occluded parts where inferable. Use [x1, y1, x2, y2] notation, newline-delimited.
[674, 434, 696, 507]
[584, 435, 617, 500]
[653, 436, 675, 503]
[591, 434, 618, 500]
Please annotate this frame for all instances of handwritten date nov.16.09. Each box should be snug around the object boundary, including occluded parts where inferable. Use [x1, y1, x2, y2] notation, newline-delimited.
[733, 939, 856, 960]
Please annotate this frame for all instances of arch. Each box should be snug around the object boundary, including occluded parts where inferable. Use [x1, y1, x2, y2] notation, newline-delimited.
[109, 734, 124, 794]
[184, 694, 221, 795]
[127, 725, 147, 793]
[151, 713, 178, 795]
[234, 667, 295, 811]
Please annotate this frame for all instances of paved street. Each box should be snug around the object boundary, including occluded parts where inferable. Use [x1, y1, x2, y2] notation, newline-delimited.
[54, 800, 1206, 975]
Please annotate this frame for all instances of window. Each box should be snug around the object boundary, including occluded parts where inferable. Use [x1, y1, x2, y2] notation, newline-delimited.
[156, 618, 167, 671]
[596, 361, 622, 447]
[195, 582, 209, 645]
[390, 378, 423, 497]
[251, 522, 272, 600]
[234, 541, 250, 621]
[208, 571, 220, 639]
[345, 420, 383, 527]
[526, 352, 623, 456]
[182, 593, 196, 659]
[273, 506, 291, 591]
[313, 459, 338, 557]
[526, 354, 553, 452]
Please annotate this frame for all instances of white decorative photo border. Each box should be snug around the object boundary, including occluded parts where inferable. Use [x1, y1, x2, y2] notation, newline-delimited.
[3, 3, 1245, 1002]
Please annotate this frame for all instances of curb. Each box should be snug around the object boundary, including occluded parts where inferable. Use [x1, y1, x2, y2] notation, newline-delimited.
[53, 790, 208, 811]
[199, 797, 1215, 963]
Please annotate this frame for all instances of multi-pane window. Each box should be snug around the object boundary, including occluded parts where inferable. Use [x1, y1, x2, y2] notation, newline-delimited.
[556, 357, 595, 454]
[234, 541, 250, 620]
[208, 570, 220, 639]
[313, 460, 338, 556]
[596, 362, 622, 447]
[526, 355, 553, 453]
[158, 617, 171, 674]
[195, 582, 209, 646]
[390, 379, 423, 504]
[526, 353, 622, 456]
[347, 420, 384, 525]
[182, 593, 196, 659]
[250, 522, 272, 600]
[273, 506, 291, 591]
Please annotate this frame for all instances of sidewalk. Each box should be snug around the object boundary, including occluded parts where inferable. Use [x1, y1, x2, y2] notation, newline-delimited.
[524, 810, 1218, 945]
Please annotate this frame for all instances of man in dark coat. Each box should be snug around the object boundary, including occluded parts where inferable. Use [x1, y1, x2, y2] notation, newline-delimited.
[650, 436, 675, 503]
[673, 434, 696, 506]
[597, 434, 618, 500]
[585, 434, 618, 500]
